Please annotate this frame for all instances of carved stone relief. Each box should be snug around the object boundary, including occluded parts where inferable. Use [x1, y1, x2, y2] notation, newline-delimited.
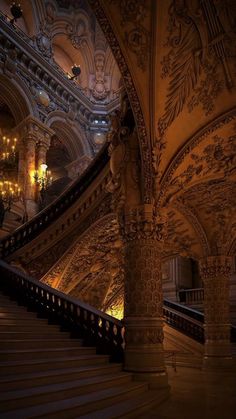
[177, 179, 236, 255]
[158, 0, 236, 139]
[88, 0, 153, 204]
[42, 214, 124, 310]
[17, 193, 112, 278]
[108, 0, 150, 71]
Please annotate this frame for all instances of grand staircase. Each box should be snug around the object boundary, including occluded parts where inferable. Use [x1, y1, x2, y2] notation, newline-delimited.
[0, 268, 167, 418]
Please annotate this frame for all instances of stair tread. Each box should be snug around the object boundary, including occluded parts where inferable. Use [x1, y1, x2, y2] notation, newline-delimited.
[0, 347, 92, 354]
[0, 364, 122, 383]
[1, 382, 147, 419]
[0, 373, 131, 401]
[0, 339, 80, 343]
[78, 389, 166, 419]
[0, 354, 108, 367]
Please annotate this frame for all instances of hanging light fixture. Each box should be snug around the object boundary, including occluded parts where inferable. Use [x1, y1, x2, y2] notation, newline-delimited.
[34, 163, 53, 192]
[0, 135, 18, 163]
[0, 180, 21, 228]
[10, 2, 23, 25]
[67, 64, 81, 80]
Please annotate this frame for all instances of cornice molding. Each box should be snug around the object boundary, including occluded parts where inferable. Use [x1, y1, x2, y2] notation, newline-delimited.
[0, 12, 120, 124]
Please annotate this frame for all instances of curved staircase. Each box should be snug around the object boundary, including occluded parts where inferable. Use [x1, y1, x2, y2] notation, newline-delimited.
[0, 264, 167, 418]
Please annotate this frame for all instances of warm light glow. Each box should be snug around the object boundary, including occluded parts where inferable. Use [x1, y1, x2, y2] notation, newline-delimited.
[40, 163, 48, 174]
[106, 304, 124, 320]
[33, 164, 53, 191]
[0, 134, 18, 162]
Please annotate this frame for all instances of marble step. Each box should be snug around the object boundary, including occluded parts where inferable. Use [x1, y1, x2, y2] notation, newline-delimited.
[0, 354, 109, 374]
[0, 338, 83, 350]
[0, 363, 122, 391]
[0, 372, 133, 412]
[79, 389, 168, 419]
[0, 382, 147, 419]
[0, 346, 95, 361]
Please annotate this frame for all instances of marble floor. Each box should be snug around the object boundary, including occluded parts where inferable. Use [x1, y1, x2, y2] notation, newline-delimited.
[145, 364, 236, 419]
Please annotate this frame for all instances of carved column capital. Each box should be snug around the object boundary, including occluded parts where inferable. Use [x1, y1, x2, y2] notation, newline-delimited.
[199, 255, 232, 280]
[121, 204, 168, 245]
[15, 116, 54, 146]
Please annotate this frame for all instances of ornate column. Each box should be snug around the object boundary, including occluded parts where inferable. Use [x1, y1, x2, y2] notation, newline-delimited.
[199, 255, 232, 368]
[37, 141, 50, 170]
[107, 96, 169, 390]
[122, 205, 169, 389]
[16, 116, 53, 218]
[24, 136, 36, 203]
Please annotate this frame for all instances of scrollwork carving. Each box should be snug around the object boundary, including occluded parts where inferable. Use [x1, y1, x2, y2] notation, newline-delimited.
[158, 0, 235, 137]
[199, 255, 232, 280]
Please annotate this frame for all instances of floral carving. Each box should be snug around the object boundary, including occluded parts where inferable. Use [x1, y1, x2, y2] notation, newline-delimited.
[88, 0, 153, 203]
[125, 328, 164, 345]
[122, 205, 168, 244]
[168, 134, 236, 197]
[200, 255, 232, 356]
[199, 255, 232, 280]
[158, 0, 235, 137]
[109, 0, 149, 71]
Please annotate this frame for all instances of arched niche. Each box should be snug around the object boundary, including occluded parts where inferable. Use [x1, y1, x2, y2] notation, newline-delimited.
[0, 0, 38, 36]
[0, 74, 37, 124]
[44, 112, 92, 202]
[45, 111, 90, 159]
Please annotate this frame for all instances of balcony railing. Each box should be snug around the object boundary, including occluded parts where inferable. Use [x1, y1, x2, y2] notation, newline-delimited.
[178, 288, 204, 304]
[163, 298, 204, 343]
[163, 298, 236, 343]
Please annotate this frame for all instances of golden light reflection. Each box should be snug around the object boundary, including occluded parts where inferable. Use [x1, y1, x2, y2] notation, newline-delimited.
[106, 304, 124, 320]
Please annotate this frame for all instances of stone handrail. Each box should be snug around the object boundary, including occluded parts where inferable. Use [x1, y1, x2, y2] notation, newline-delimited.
[0, 259, 124, 362]
[163, 298, 236, 343]
[178, 288, 204, 304]
[0, 144, 109, 258]
[163, 298, 204, 343]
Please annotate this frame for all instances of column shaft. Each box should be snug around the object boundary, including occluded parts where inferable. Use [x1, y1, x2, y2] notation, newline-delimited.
[200, 255, 232, 367]
[122, 207, 169, 390]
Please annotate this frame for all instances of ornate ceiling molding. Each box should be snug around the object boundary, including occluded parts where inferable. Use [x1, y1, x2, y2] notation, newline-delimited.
[158, 0, 236, 139]
[87, 0, 153, 204]
[159, 107, 236, 204]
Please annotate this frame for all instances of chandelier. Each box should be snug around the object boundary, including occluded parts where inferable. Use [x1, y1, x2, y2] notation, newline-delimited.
[34, 164, 53, 191]
[0, 135, 18, 163]
[0, 180, 21, 228]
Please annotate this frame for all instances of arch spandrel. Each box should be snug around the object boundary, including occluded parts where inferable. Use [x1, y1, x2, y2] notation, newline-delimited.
[0, 74, 38, 124]
[154, 0, 236, 183]
[158, 109, 236, 258]
[41, 214, 123, 310]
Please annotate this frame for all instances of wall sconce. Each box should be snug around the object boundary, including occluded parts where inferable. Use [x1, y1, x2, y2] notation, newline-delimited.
[10, 2, 23, 25]
[34, 164, 53, 192]
[67, 64, 81, 80]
